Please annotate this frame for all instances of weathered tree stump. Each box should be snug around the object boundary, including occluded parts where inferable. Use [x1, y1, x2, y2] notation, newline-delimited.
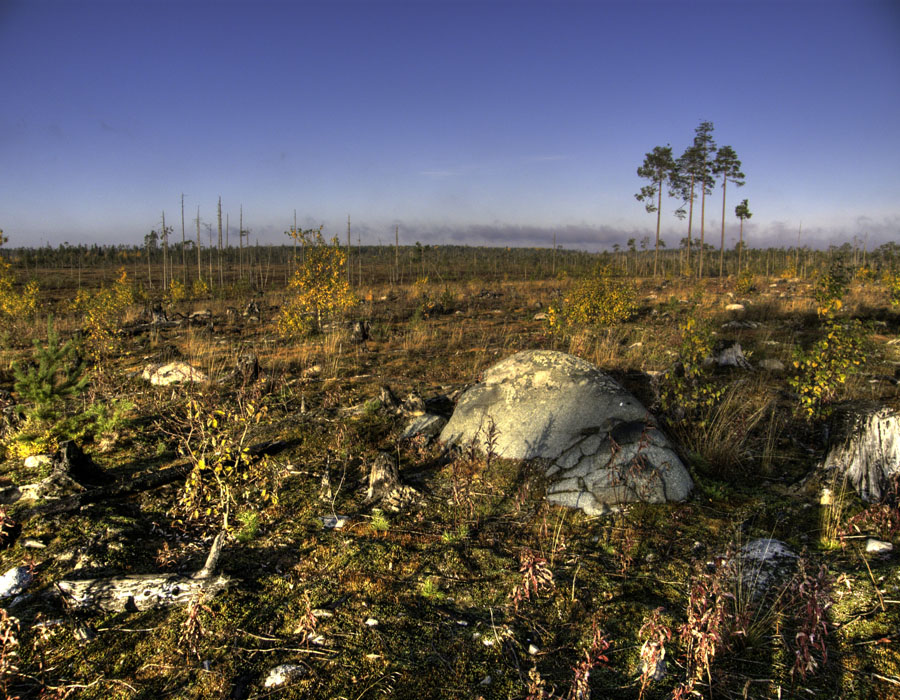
[365, 452, 400, 502]
[822, 405, 900, 502]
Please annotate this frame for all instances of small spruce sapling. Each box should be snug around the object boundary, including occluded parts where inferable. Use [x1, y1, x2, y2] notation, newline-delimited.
[13, 316, 88, 425]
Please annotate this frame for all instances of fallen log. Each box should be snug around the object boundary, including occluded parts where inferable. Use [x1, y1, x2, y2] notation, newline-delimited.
[55, 532, 231, 612]
[17, 461, 191, 522]
[18, 440, 291, 523]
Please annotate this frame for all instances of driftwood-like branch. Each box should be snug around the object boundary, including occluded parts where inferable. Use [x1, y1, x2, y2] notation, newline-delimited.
[55, 531, 231, 612]
[55, 572, 232, 612]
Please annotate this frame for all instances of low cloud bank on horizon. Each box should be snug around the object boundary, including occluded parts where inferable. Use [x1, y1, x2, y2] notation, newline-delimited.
[8, 216, 898, 253]
[260, 216, 900, 253]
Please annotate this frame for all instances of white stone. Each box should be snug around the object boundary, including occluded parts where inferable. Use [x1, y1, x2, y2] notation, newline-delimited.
[263, 664, 304, 688]
[725, 303, 745, 312]
[142, 362, 209, 386]
[0, 566, 33, 598]
[24, 455, 51, 468]
[321, 515, 349, 530]
[364, 618, 379, 627]
[866, 539, 893, 555]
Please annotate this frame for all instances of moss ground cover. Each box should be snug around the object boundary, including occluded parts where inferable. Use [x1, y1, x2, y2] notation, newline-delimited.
[0, 258, 897, 698]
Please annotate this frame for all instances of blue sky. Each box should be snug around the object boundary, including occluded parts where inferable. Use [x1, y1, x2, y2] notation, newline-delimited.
[1, 0, 898, 251]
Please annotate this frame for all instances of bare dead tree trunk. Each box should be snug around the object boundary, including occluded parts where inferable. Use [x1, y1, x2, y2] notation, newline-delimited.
[217, 196, 223, 289]
[719, 177, 728, 278]
[699, 177, 707, 280]
[181, 194, 187, 285]
[161, 211, 168, 291]
[195, 206, 202, 282]
[686, 175, 694, 275]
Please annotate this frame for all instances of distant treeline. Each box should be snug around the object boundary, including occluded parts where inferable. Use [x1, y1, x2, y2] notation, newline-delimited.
[2, 239, 898, 291]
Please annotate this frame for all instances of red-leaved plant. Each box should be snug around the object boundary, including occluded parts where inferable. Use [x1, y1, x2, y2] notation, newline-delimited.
[567, 620, 611, 700]
[638, 606, 672, 699]
[790, 559, 832, 680]
[510, 548, 555, 612]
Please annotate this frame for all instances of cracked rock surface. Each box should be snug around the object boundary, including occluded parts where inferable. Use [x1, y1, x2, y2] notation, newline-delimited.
[441, 350, 691, 514]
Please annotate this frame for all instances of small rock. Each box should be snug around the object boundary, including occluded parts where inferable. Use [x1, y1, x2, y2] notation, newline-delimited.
[22, 538, 46, 549]
[399, 413, 447, 441]
[24, 455, 51, 469]
[866, 539, 893, 555]
[479, 675, 492, 686]
[321, 515, 349, 530]
[264, 664, 305, 688]
[725, 303, 745, 312]
[0, 566, 33, 598]
[142, 361, 209, 386]
[364, 618, 379, 627]
[758, 358, 785, 372]
[736, 538, 798, 599]
[528, 644, 540, 655]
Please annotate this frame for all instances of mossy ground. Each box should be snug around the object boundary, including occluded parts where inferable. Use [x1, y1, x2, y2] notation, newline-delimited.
[0, 266, 898, 699]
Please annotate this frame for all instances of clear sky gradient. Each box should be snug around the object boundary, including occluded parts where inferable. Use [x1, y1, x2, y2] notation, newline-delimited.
[2, 0, 898, 251]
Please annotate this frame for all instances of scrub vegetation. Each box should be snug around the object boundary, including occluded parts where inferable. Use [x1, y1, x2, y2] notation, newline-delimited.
[0, 234, 898, 699]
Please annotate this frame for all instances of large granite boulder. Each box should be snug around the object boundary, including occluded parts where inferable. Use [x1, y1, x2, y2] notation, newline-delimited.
[440, 350, 691, 514]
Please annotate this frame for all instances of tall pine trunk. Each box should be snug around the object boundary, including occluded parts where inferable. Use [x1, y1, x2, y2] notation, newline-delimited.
[699, 178, 707, 279]
[654, 173, 662, 277]
[686, 175, 694, 276]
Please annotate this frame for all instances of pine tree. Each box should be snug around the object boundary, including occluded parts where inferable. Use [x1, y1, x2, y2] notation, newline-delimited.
[713, 145, 745, 277]
[687, 121, 717, 279]
[635, 145, 677, 277]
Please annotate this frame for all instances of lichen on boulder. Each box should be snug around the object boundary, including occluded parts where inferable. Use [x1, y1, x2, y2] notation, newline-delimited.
[440, 350, 691, 514]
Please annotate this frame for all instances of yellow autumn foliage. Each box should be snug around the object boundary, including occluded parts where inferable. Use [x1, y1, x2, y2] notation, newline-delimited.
[278, 228, 356, 337]
[72, 267, 135, 360]
[545, 266, 636, 336]
[0, 232, 40, 324]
